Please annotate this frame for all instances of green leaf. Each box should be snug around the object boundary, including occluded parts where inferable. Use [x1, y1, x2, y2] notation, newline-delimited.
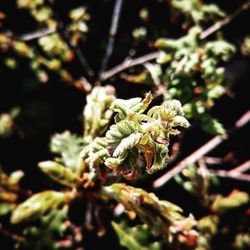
[211, 191, 249, 212]
[38, 161, 81, 187]
[110, 93, 152, 122]
[105, 148, 141, 179]
[11, 191, 72, 224]
[50, 131, 83, 173]
[102, 183, 196, 241]
[83, 86, 115, 140]
[113, 132, 143, 158]
[17, 206, 69, 250]
[0, 203, 16, 216]
[81, 137, 109, 168]
[172, 115, 190, 128]
[201, 116, 225, 135]
[147, 143, 169, 174]
[106, 120, 140, 155]
[112, 221, 162, 250]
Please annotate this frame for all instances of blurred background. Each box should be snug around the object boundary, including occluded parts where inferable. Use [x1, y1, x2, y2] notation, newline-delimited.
[0, 1, 250, 249]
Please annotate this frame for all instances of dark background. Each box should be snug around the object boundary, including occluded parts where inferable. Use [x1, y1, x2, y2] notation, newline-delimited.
[0, 1, 249, 249]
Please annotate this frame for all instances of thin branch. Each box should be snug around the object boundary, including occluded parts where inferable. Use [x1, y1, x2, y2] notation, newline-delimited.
[100, 51, 161, 81]
[153, 111, 250, 189]
[203, 156, 223, 165]
[199, 1, 250, 40]
[209, 169, 250, 182]
[19, 28, 56, 41]
[98, 0, 124, 79]
[229, 160, 250, 174]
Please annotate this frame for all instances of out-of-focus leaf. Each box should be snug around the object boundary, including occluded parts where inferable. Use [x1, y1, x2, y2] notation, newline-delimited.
[211, 190, 249, 212]
[83, 86, 116, 141]
[0, 203, 16, 216]
[112, 221, 162, 250]
[11, 191, 73, 224]
[17, 206, 69, 250]
[103, 183, 197, 243]
[0, 169, 24, 216]
[201, 116, 225, 135]
[38, 161, 81, 187]
[50, 131, 83, 173]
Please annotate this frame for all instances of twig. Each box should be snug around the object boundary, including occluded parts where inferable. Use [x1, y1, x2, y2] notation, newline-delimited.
[229, 160, 250, 174]
[100, 51, 161, 81]
[98, 0, 124, 80]
[153, 111, 250, 188]
[209, 169, 250, 182]
[199, 1, 250, 40]
[19, 28, 56, 41]
[203, 156, 223, 165]
[2, 28, 56, 42]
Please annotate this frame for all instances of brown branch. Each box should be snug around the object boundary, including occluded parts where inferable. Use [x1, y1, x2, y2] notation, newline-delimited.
[100, 51, 161, 81]
[199, 1, 250, 40]
[98, 0, 124, 80]
[229, 160, 250, 174]
[19, 28, 56, 41]
[202, 156, 223, 165]
[209, 169, 250, 182]
[153, 111, 250, 188]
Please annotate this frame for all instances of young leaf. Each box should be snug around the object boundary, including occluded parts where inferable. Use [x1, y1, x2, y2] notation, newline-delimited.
[11, 191, 73, 224]
[81, 137, 109, 168]
[50, 131, 83, 173]
[83, 86, 116, 141]
[17, 206, 69, 250]
[112, 221, 162, 250]
[103, 183, 196, 241]
[38, 161, 81, 187]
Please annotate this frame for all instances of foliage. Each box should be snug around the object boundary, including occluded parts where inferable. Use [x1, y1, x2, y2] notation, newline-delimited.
[49, 131, 84, 173]
[0, 169, 24, 216]
[82, 93, 189, 178]
[103, 183, 197, 246]
[155, 26, 234, 134]
[16, 206, 69, 250]
[0, 0, 249, 250]
[176, 163, 250, 250]
[112, 221, 162, 250]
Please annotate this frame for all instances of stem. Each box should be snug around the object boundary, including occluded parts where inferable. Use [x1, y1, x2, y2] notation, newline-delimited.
[209, 169, 250, 182]
[100, 51, 161, 81]
[229, 160, 250, 174]
[98, 0, 124, 80]
[199, 1, 250, 40]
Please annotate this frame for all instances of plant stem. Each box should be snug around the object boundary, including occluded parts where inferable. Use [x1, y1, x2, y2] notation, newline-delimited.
[100, 51, 161, 81]
[98, 0, 124, 80]
[199, 1, 250, 40]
